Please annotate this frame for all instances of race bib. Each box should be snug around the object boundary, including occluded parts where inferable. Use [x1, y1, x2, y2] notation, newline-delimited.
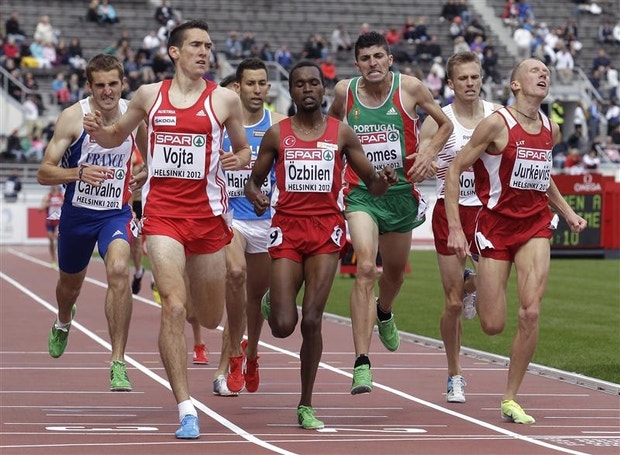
[510, 147, 552, 192]
[283, 148, 335, 192]
[150, 132, 206, 179]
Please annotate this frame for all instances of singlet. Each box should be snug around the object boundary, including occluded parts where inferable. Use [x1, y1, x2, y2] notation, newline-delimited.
[61, 98, 133, 212]
[474, 107, 553, 219]
[343, 72, 419, 194]
[272, 116, 344, 216]
[143, 78, 228, 219]
[222, 109, 275, 221]
[435, 100, 495, 205]
[46, 191, 64, 220]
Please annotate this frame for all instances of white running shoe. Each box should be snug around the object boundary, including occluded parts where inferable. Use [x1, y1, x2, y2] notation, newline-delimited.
[447, 374, 467, 403]
[213, 374, 238, 397]
[462, 291, 477, 320]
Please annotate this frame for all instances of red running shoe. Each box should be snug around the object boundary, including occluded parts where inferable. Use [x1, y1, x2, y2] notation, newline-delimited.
[241, 339, 260, 393]
[193, 344, 209, 365]
[226, 355, 245, 393]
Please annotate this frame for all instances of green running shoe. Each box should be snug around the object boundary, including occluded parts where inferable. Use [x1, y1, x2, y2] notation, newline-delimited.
[260, 289, 271, 319]
[377, 314, 400, 352]
[297, 405, 324, 430]
[501, 399, 535, 424]
[350, 363, 372, 395]
[48, 305, 76, 358]
[110, 360, 132, 391]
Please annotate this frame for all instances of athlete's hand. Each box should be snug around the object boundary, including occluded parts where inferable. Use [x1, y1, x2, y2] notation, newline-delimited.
[83, 110, 105, 138]
[566, 213, 587, 233]
[447, 226, 469, 260]
[251, 192, 270, 216]
[129, 166, 148, 191]
[406, 152, 438, 183]
[77, 164, 115, 186]
[379, 166, 398, 185]
[219, 149, 245, 171]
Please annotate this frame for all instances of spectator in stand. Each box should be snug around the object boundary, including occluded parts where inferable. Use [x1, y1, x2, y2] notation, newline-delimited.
[597, 19, 614, 44]
[482, 45, 500, 84]
[592, 47, 611, 73]
[241, 32, 257, 58]
[301, 34, 325, 61]
[3, 36, 22, 67]
[415, 16, 429, 42]
[567, 124, 587, 153]
[582, 148, 601, 171]
[465, 16, 486, 44]
[453, 36, 470, 54]
[416, 35, 442, 62]
[54, 38, 70, 66]
[564, 147, 582, 171]
[22, 94, 40, 141]
[606, 99, 620, 131]
[440, 0, 461, 23]
[52, 72, 71, 108]
[6, 11, 27, 45]
[450, 17, 465, 40]
[154, 0, 180, 26]
[224, 31, 243, 60]
[555, 44, 574, 84]
[42, 41, 57, 67]
[501, 0, 519, 28]
[385, 26, 402, 46]
[259, 43, 274, 61]
[98, 0, 120, 25]
[457, 0, 471, 24]
[67, 72, 84, 103]
[513, 23, 534, 59]
[275, 44, 294, 70]
[517, 0, 535, 26]
[330, 24, 353, 56]
[141, 30, 161, 59]
[2, 131, 24, 161]
[402, 17, 416, 43]
[425, 66, 444, 100]
[607, 65, 619, 101]
[33, 15, 56, 45]
[359, 22, 371, 35]
[86, 0, 101, 23]
[3, 169, 22, 202]
[320, 55, 338, 90]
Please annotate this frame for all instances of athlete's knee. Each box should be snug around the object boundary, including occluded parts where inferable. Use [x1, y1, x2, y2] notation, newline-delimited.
[269, 312, 297, 338]
[226, 264, 247, 289]
[355, 259, 378, 283]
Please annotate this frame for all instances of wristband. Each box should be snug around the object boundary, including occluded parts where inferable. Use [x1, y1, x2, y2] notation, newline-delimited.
[78, 165, 85, 181]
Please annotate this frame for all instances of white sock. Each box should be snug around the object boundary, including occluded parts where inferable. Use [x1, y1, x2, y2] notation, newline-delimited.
[178, 400, 196, 421]
[135, 267, 144, 278]
[55, 319, 71, 331]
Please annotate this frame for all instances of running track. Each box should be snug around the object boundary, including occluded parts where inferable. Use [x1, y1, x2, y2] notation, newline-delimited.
[1, 245, 619, 455]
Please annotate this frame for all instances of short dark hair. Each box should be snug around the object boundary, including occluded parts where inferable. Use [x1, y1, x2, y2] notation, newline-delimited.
[167, 19, 209, 54]
[235, 57, 268, 83]
[354, 31, 390, 60]
[219, 74, 237, 88]
[288, 60, 324, 91]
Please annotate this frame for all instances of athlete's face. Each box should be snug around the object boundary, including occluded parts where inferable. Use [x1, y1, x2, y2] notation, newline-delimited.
[87, 69, 123, 112]
[448, 61, 482, 102]
[239, 69, 270, 114]
[355, 45, 393, 83]
[290, 66, 324, 113]
[171, 28, 212, 78]
[512, 59, 550, 99]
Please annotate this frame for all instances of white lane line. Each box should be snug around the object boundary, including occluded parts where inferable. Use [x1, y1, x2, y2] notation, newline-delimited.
[1, 267, 297, 455]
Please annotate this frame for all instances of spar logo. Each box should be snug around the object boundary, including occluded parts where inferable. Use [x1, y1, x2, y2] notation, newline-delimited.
[155, 133, 205, 147]
[516, 148, 550, 161]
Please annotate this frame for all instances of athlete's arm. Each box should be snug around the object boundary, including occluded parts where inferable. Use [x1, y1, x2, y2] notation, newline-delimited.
[327, 79, 349, 121]
[245, 123, 279, 215]
[340, 123, 395, 196]
[445, 113, 505, 258]
[219, 87, 251, 170]
[83, 83, 155, 148]
[405, 76, 453, 183]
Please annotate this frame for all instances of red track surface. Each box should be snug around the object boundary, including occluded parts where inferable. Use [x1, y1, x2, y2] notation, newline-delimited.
[1, 245, 619, 455]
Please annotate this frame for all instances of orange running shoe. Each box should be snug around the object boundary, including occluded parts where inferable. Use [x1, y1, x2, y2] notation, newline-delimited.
[227, 355, 245, 393]
[193, 344, 209, 365]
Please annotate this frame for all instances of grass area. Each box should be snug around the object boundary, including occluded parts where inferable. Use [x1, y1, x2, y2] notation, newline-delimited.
[325, 251, 620, 385]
